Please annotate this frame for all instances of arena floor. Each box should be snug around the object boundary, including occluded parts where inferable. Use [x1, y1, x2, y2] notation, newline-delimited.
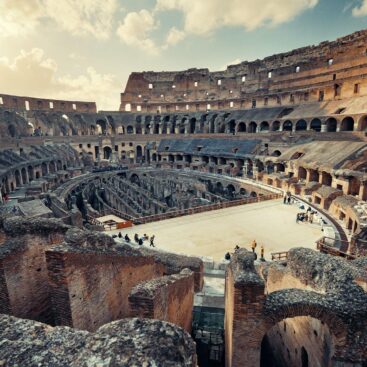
[109, 199, 323, 261]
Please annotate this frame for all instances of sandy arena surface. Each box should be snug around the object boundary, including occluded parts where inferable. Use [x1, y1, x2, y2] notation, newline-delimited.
[109, 199, 323, 261]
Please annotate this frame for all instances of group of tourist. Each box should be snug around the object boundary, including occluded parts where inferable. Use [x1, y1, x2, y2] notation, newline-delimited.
[115, 232, 156, 247]
[225, 240, 265, 261]
[283, 194, 293, 205]
[296, 206, 317, 224]
[134, 233, 156, 247]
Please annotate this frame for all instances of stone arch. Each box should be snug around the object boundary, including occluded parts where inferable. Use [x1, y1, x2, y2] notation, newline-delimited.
[216, 182, 224, 194]
[14, 170, 21, 186]
[340, 116, 354, 131]
[8, 124, 17, 137]
[260, 290, 349, 353]
[325, 118, 337, 132]
[357, 115, 367, 131]
[310, 118, 322, 132]
[103, 146, 112, 160]
[136, 145, 143, 159]
[189, 117, 196, 134]
[226, 184, 236, 198]
[260, 121, 269, 132]
[237, 122, 246, 132]
[298, 166, 307, 180]
[179, 118, 186, 134]
[295, 119, 307, 131]
[272, 121, 280, 131]
[21, 167, 27, 184]
[248, 121, 257, 133]
[283, 120, 293, 131]
[209, 114, 217, 133]
[126, 125, 134, 134]
[28, 165, 34, 181]
[275, 163, 285, 172]
[228, 119, 236, 134]
[144, 116, 152, 134]
[130, 173, 140, 186]
[239, 188, 247, 196]
[96, 119, 107, 135]
[41, 162, 48, 176]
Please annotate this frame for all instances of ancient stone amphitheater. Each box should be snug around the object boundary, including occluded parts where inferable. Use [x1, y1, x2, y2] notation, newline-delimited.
[0, 30, 366, 367]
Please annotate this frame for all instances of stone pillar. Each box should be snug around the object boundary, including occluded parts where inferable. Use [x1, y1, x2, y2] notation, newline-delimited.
[359, 181, 367, 201]
[225, 250, 266, 367]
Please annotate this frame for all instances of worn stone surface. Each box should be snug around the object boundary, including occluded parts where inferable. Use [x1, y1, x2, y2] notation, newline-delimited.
[0, 315, 196, 367]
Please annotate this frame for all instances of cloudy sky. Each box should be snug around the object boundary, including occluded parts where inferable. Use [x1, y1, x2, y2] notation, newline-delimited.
[1, 0, 367, 110]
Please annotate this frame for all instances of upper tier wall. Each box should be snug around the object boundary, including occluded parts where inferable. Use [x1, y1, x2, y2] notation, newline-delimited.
[120, 29, 367, 112]
[0, 94, 97, 113]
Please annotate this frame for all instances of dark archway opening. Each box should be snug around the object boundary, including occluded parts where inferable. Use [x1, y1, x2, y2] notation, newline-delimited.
[103, 146, 112, 160]
[248, 122, 257, 133]
[283, 120, 293, 131]
[310, 118, 321, 132]
[340, 117, 354, 131]
[296, 120, 307, 131]
[238, 122, 246, 132]
[326, 118, 337, 132]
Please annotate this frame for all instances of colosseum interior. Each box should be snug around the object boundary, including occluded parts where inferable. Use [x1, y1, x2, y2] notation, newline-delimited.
[0, 27, 367, 367]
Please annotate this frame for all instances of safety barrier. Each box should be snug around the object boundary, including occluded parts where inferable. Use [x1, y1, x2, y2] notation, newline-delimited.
[316, 237, 355, 260]
[133, 193, 282, 225]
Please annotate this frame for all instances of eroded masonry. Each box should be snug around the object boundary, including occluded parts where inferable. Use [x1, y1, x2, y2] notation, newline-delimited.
[0, 29, 367, 367]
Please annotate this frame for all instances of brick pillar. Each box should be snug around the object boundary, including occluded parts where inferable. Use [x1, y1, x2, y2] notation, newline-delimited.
[225, 250, 266, 367]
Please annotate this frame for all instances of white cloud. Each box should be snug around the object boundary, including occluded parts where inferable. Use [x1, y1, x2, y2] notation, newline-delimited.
[352, 0, 367, 16]
[43, 0, 118, 40]
[156, 0, 318, 35]
[0, 0, 118, 39]
[0, 0, 43, 37]
[0, 49, 121, 110]
[165, 27, 186, 46]
[116, 9, 159, 54]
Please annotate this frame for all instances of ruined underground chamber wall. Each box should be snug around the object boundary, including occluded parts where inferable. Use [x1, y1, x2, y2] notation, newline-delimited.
[46, 246, 166, 331]
[128, 268, 195, 332]
[262, 316, 333, 367]
[0, 218, 69, 324]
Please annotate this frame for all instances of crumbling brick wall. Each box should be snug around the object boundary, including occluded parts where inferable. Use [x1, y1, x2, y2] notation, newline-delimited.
[47, 247, 165, 331]
[0, 217, 69, 324]
[129, 268, 195, 332]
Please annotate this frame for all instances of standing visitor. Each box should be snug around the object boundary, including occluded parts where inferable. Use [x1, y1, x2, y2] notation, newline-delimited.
[251, 240, 257, 253]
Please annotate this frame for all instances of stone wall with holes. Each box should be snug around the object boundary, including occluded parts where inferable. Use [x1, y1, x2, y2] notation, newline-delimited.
[128, 268, 195, 332]
[120, 30, 367, 112]
[0, 93, 96, 113]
